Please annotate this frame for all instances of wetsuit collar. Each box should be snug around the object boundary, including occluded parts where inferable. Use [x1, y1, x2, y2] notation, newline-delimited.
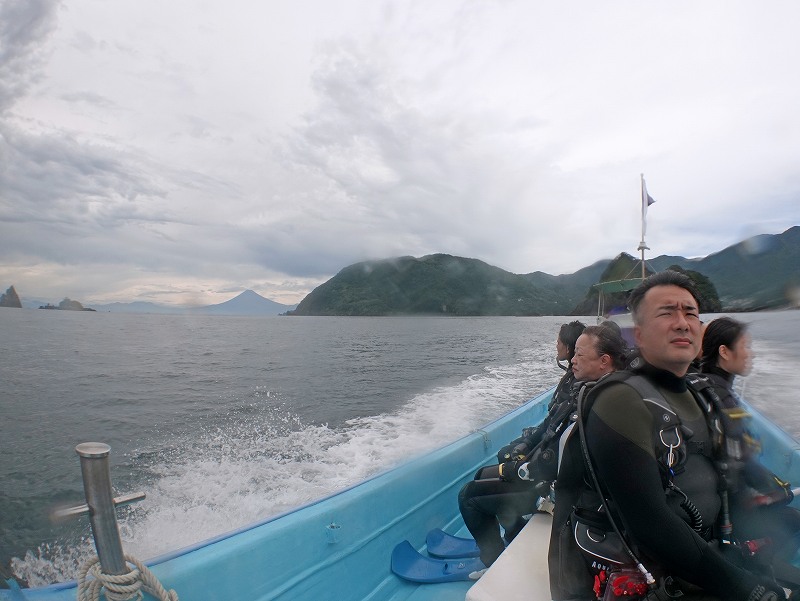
[703, 364, 735, 385]
[633, 360, 688, 393]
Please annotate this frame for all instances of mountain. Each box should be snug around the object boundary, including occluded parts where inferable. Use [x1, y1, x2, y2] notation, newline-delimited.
[91, 290, 296, 316]
[569, 255, 722, 315]
[186, 289, 295, 316]
[290, 226, 799, 316]
[289, 254, 565, 316]
[14, 290, 295, 315]
[521, 260, 611, 308]
[647, 226, 800, 310]
[6, 227, 798, 317]
[569, 253, 656, 316]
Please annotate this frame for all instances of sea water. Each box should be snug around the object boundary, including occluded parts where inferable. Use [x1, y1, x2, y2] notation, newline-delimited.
[0, 309, 798, 587]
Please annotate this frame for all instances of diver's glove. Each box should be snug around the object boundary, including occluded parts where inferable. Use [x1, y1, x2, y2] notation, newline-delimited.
[750, 478, 796, 507]
[497, 443, 529, 463]
[511, 442, 530, 457]
[747, 583, 788, 601]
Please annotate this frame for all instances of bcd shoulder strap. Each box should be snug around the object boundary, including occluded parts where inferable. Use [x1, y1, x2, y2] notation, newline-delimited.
[686, 373, 746, 461]
[583, 371, 685, 476]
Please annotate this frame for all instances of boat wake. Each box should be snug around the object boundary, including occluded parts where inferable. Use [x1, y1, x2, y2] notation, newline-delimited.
[10, 352, 557, 587]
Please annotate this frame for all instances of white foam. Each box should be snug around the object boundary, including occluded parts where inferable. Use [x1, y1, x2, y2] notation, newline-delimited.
[12, 350, 559, 585]
[10, 540, 95, 588]
[740, 339, 800, 437]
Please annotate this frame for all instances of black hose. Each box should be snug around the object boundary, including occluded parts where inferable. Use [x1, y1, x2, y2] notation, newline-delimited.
[576, 383, 655, 585]
[668, 482, 704, 534]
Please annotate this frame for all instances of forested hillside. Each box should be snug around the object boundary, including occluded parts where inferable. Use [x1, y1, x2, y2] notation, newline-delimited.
[290, 254, 564, 316]
[288, 227, 799, 315]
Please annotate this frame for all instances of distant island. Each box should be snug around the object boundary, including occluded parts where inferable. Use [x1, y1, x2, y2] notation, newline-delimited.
[38, 298, 96, 311]
[7, 289, 297, 316]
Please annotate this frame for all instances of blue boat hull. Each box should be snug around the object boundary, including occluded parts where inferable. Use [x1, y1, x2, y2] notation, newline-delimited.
[3, 391, 551, 601]
[5, 390, 799, 601]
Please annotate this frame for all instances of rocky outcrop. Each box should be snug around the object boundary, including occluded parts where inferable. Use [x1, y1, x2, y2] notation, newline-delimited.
[0, 286, 22, 308]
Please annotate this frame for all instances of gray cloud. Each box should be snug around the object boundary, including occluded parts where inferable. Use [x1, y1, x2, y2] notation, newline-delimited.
[1, 123, 164, 226]
[1, 1, 798, 306]
[0, 0, 59, 112]
[59, 91, 118, 110]
[266, 39, 561, 276]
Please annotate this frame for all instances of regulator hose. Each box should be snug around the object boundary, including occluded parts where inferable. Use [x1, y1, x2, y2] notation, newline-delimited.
[668, 482, 704, 534]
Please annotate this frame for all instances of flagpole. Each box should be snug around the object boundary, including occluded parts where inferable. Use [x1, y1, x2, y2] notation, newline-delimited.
[637, 173, 649, 279]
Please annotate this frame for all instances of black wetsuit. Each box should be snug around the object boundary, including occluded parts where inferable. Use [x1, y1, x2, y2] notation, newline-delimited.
[458, 368, 577, 568]
[550, 362, 784, 601]
[702, 365, 740, 408]
[497, 367, 578, 459]
[702, 365, 800, 570]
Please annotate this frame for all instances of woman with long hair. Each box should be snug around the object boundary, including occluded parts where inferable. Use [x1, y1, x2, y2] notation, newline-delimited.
[701, 316, 753, 407]
[702, 316, 800, 575]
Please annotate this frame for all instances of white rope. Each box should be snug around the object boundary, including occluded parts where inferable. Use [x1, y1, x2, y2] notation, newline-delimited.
[77, 554, 178, 601]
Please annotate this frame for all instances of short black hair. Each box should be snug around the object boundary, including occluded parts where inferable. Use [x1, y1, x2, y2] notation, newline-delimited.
[701, 316, 748, 371]
[628, 271, 701, 324]
[558, 320, 586, 361]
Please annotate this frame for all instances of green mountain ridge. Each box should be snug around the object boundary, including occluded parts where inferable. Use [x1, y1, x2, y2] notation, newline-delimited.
[648, 227, 800, 309]
[291, 254, 567, 316]
[290, 226, 800, 316]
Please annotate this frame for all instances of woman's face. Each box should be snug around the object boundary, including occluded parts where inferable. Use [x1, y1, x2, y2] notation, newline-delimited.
[719, 332, 753, 376]
[571, 334, 610, 382]
[556, 337, 569, 362]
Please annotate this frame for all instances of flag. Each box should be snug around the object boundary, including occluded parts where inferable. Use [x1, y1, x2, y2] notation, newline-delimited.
[641, 176, 656, 238]
[642, 178, 656, 214]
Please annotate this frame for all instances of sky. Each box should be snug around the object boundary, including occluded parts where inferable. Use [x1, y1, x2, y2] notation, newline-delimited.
[1, 0, 799, 307]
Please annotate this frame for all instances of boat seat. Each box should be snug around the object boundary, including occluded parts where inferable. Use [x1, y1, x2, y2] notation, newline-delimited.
[465, 512, 553, 601]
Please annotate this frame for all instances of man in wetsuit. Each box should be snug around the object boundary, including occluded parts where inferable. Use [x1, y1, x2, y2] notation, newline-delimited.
[551, 271, 788, 601]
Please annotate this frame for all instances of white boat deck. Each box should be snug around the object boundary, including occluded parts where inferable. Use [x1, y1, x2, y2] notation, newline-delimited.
[466, 512, 552, 601]
[397, 513, 553, 601]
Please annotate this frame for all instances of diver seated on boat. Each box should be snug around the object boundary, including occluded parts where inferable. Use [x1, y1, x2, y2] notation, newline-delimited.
[458, 323, 625, 579]
[550, 272, 799, 601]
[497, 321, 586, 466]
[700, 317, 800, 575]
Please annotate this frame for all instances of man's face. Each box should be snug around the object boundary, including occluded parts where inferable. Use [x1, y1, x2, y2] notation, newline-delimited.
[634, 284, 701, 376]
[571, 333, 609, 382]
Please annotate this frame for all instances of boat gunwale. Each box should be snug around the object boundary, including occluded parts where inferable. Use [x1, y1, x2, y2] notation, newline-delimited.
[16, 388, 554, 594]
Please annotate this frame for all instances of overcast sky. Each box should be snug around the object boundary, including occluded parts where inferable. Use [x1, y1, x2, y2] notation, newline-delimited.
[1, 0, 799, 306]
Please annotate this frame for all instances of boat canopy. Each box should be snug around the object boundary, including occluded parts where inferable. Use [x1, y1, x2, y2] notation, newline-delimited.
[592, 278, 642, 294]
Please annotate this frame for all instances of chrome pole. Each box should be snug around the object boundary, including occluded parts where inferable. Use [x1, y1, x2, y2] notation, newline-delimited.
[75, 442, 128, 575]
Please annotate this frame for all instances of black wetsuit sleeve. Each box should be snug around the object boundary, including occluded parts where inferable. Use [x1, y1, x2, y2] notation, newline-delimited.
[743, 458, 787, 494]
[586, 386, 772, 600]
